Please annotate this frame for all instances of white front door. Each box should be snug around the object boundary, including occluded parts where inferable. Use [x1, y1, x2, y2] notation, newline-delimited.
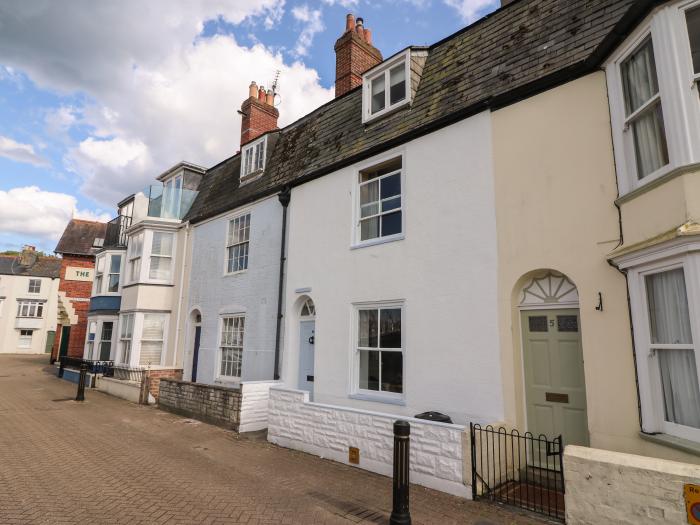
[299, 320, 315, 396]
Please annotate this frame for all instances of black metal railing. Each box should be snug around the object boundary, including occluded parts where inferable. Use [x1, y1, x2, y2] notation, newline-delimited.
[103, 364, 146, 382]
[470, 423, 565, 521]
[104, 214, 132, 247]
[58, 356, 114, 376]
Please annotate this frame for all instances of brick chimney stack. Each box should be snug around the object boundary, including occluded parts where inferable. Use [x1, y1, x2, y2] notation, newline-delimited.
[334, 14, 383, 98]
[240, 81, 279, 147]
[19, 245, 37, 267]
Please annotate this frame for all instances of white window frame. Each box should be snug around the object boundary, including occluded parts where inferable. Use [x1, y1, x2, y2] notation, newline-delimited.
[217, 314, 245, 381]
[148, 231, 175, 282]
[127, 232, 144, 284]
[606, 0, 700, 195]
[624, 248, 700, 442]
[118, 313, 134, 365]
[28, 279, 41, 294]
[224, 212, 251, 275]
[240, 136, 267, 181]
[352, 150, 406, 249]
[107, 253, 122, 293]
[93, 255, 105, 295]
[16, 300, 44, 318]
[351, 300, 405, 403]
[18, 330, 33, 349]
[362, 49, 412, 123]
[139, 313, 167, 367]
[86, 321, 98, 360]
[98, 320, 115, 361]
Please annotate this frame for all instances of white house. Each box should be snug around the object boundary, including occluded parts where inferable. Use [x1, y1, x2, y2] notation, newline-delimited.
[0, 247, 60, 354]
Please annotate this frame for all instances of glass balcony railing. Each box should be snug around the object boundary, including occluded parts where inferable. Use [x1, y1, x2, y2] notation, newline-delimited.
[146, 185, 197, 220]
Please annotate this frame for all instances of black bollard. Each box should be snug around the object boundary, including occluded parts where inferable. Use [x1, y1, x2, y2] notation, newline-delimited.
[76, 363, 88, 401]
[58, 357, 65, 378]
[390, 420, 411, 525]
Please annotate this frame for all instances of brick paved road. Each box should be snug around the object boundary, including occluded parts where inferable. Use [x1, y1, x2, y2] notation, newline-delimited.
[0, 355, 546, 525]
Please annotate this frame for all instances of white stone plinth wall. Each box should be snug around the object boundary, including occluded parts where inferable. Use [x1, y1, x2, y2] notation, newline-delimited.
[239, 381, 280, 433]
[565, 445, 700, 524]
[268, 387, 469, 498]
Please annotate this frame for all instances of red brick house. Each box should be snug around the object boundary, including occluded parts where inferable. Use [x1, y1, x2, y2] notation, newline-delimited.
[51, 219, 107, 362]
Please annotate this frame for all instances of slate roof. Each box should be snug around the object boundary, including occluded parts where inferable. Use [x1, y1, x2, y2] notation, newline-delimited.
[54, 219, 108, 256]
[0, 255, 61, 278]
[187, 0, 651, 224]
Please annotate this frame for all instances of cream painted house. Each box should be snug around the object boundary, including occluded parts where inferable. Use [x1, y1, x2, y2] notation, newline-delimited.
[0, 248, 60, 354]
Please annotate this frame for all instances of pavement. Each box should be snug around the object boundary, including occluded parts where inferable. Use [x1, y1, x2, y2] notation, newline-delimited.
[0, 354, 547, 525]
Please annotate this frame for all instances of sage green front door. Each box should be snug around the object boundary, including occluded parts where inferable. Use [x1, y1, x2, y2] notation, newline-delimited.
[521, 309, 589, 447]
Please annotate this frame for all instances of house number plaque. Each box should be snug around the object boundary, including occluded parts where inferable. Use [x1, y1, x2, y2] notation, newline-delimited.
[545, 392, 569, 404]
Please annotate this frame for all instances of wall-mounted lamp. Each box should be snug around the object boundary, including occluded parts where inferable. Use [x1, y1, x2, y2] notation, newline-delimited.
[595, 292, 603, 312]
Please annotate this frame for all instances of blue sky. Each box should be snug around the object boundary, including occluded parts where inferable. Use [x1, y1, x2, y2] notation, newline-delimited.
[0, 0, 499, 253]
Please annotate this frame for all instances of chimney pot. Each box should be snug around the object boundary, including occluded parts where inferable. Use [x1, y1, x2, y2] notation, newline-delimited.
[239, 83, 279, 147]
[364, 27, 372, 45]
[356, 17, 364, 26]
[258, 86, 266, 101]
[266, 89, 274, 105]
[345, 13, 355, 32]
[248, 81, 258, 98]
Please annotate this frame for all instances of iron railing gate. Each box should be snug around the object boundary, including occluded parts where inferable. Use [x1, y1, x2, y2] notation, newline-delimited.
[470, 423, 565, 521]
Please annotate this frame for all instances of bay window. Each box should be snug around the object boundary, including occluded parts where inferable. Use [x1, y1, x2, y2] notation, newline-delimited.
[17, 300, 43, 318]
[128, 233, 143, 283]
[119, 313, 134, 364]
[355, 303, 403, 398]
[139, 313, 166, 366]
[94, 256, 105, 294]
[620, 38, 669, 180]
[149, 232, 174, 280]
[219, 315, 244, 379]
[645, 268, 700, 433]
[620, 248, 700, 444]
[607, 0, 700, 194]
[86, 321, 98, 359]
[226, 214, 250, 273]
[99, 322, 114, 361]
[108, 255, 121, 292]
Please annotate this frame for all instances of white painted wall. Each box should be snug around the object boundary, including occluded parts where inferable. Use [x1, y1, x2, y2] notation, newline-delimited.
[281, 113, 502, 426]
[239, 380, 281, 432]
[186, 195, 283, 385]
[268, 387, 468, 497]
[564, 445, 700, 524]
[0, 274, 59, 354]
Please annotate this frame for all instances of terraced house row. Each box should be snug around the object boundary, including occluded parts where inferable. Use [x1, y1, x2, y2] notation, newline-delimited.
[77, 0, 700, 507]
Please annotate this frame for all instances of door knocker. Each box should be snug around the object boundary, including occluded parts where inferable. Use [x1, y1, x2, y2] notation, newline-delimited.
[308, 335, 315, 345]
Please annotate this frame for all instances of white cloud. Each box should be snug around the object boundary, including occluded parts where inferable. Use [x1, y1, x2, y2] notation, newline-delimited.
[321, 0, 359, 9]
[291, 5, 325, 57]
[442, 0, 498, 22]
[0, 186, 110, 243]
[0, 135, 49, 167]
[45, 106, 78, 135]
[0, 1, 334, 206]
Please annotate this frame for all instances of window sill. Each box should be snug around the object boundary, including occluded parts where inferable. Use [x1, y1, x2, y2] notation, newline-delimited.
[240, 170, 264, 185]
[121, 282, 174, 289]
[351, 234, 404, 251]
[223, 269, 248, 278]
[363, 99, 411, 125]
[639, 431, 700, 457]
[615, 162, 700, 205]
[349, 393, 405, 406]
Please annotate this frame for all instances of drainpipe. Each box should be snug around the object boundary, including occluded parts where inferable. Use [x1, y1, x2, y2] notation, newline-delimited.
[173, 222, 190, 370]
[273, 187, 291, 380]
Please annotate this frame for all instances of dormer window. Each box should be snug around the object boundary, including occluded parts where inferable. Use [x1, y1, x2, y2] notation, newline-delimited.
[241, 136, 267, 181]
[363, 50, 411, 123]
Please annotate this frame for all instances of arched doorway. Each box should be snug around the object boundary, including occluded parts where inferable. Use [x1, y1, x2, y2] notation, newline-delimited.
[519, 271, 589, 446]
[298, 298, 316, 397]
[190, 310, 202, 383]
